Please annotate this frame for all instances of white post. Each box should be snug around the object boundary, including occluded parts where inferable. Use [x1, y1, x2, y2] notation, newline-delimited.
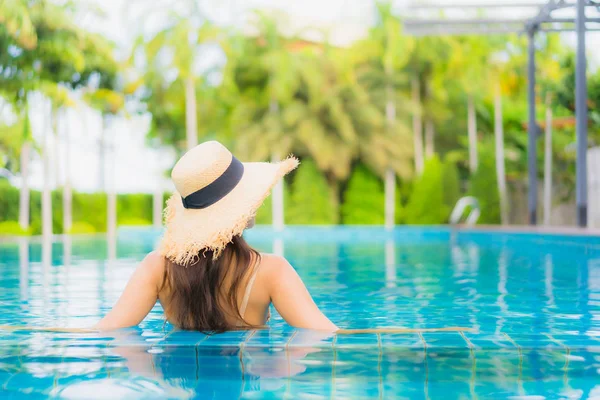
[105, 115, 117, 259]
[543, 94, 553, 226]
[153, 189, 163, 228]
[467, 94, 478, 173]
[18, 141, 31, 231]
[272, 153, 284, 231]
[384, 168, 395, 230]
[185, 77, 198, 150]
[412, 76, 424, 175]
[42, 103, 53, 240]
[494, 88, 508, 225]
[385, 86, 396, 230]
[63, 108, 72, 233]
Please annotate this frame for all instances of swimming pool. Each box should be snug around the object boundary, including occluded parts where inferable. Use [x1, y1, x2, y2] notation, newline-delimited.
[0, 226, 598, 399]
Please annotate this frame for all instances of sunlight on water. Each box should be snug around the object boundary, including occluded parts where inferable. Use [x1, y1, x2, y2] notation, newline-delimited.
[0, 227, 599, 399]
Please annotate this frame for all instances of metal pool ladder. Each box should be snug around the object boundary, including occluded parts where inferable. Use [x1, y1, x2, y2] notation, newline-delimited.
[449, 196, 480, 226]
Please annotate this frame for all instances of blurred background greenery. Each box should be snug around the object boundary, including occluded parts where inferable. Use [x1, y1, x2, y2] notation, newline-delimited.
[1, 0, 600, 234]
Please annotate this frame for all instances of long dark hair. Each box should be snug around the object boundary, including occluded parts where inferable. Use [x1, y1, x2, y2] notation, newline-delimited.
[161, 235, 261, 333]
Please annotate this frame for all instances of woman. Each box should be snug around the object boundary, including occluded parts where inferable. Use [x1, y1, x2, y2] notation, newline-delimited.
[95, 141, 337, 332]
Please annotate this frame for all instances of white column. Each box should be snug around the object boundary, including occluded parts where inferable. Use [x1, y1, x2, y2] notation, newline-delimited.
[271, 153, 284, 231]
[543, 97, 553, 226]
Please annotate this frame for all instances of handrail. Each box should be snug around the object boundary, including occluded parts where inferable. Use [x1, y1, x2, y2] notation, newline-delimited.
[449, 196, 480, 226]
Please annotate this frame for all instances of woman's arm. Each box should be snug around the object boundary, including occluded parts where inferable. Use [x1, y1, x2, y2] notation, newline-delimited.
[266, 255, 337, 331]
[94, 252, 164, 331]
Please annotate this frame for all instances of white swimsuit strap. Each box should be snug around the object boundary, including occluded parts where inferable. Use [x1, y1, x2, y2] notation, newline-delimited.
[239, 264, 262, 320]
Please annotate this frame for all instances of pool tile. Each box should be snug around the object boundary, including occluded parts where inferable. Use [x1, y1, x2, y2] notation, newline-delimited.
[421, 332, 470, 349]
[462, 333, 518, 350]
[199, 330, 251, 348]
[379, 333, 424, 348]
[245, 329, 295, 347]
[151, 330, 206, 347]
[334, 333, 378, 348]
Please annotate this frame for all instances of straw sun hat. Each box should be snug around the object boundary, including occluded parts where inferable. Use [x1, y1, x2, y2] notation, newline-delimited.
[158, 141, 298, 265]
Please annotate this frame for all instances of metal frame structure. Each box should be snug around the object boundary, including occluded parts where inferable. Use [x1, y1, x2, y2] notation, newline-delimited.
[404, 0, 600, 227]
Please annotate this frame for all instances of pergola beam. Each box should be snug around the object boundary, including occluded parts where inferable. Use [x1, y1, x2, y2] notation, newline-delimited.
[403, 0, 596, 227]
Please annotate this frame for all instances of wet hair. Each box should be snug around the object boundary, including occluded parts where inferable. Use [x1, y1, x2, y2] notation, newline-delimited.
[161, 235, 261, 333]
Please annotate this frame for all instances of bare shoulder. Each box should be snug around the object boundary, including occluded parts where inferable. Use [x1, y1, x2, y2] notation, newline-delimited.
[138, 251, 166, 286]
[258, 253, 291, 271]
[258, 253, 295, 282]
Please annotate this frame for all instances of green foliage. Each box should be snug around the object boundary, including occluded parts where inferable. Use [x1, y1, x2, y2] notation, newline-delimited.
[117, 194, 152, 225]
[341, 165, 384, 225]
[69, 221, 96, 234]
[254, 195, 272, 225]
[442, 158, 461, 211]
[395, 180, 412, 224]
[0, 180, 19, 221]
[118, 217, 152, 226]
[287, 160, 336, 225]
[0, 183, 161, 234]
[468, 154, 501, 225]
[404, 156, 448, 224]
[0, 221, 29, 235]
[72, 192, 107, 233]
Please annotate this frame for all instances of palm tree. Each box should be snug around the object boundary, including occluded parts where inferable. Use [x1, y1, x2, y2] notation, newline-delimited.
[136, 14, 220, 151]
[1, 0, 119, 236]
[84, 88, 125, 238]
[447, 36, 496, 174]
[407, 36, 452, 165]
[222, 12, 301, 227]
[354, 1, 415, 229]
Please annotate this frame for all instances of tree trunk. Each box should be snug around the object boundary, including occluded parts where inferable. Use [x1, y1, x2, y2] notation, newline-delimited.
[63, 108, 72, 233]
[18, 141, 31, 231]
[494, 88, 509, 225]
[153, 189, 163, 228]
[271, 152, 284, 231]
[467, 94, 478, 173]
[98, 115, 105, 191]
[543, 93, 553, 226]
[42, 104, 53, 239]
[54, 108, 61, 189]
[185, 76, 198, 150]
[385, 85, 396, 230]
[384, 168, 395, 230]
[411, 76, 424, 175]
[104, 115, 117, 252]
[425, 119, 435, 158]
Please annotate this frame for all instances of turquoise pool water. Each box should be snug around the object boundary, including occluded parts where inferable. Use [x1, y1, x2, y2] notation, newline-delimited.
[0, 226, 599, 399]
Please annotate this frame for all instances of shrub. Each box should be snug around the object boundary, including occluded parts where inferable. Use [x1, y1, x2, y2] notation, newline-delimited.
[468, 157, 501, 224]
[442, 158, 461, 211]
[69, 221, 96, 234]
[119, 217, 152, 226]
[0, 180, 19, 221]
[0, 221, 29, 235]
[287, 159, 336, 225]
[395, 180, 412, 224]
[404, 156, 448, 224]
[117, 194, 153, 225]
[341, 165, 385, 225]
[72, 192, 107, 232]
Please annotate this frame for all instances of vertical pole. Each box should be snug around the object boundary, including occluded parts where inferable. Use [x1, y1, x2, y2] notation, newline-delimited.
[384, 168, 395, 230]
[576, 0, 588, 227]
[527, 29, 537, 225]
[543, 94, 553, 226]
[412, 76, 424, 175]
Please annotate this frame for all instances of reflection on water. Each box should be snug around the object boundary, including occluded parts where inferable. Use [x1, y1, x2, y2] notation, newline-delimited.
[0, 227, 599, 398]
